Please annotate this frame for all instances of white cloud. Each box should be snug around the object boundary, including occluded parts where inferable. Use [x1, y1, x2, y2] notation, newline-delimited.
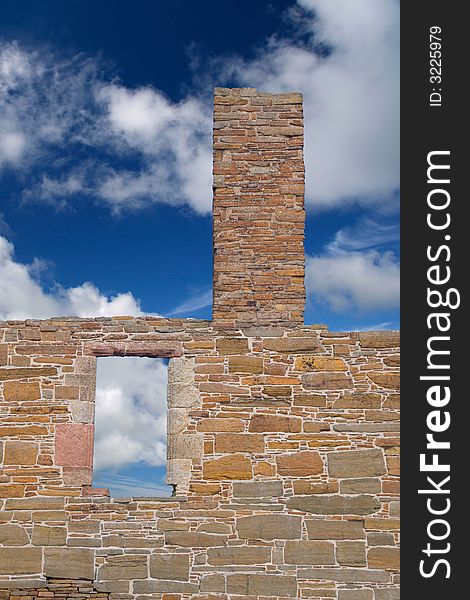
[2, 2, 398, 214]
[93, 357, 168, 472]
[221, 0, 399, 211]
[307, 250, 399, 312]
[305, 217, 400, 312]
[0, 235, 143, 320]
[0, 41, 212, 214]
[92, 472, 170, 498]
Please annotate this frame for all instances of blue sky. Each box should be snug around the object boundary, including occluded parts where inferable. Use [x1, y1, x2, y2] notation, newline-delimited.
[0, 0, 399, 496]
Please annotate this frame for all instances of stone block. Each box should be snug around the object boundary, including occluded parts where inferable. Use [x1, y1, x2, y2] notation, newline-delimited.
[44, 547, 94, 579]
[4, 496, 64, 510]
[168, 382, 200, 409]
[297, 567, 390, 583]
[295, 356, 347, 371]
[69, 400, 94, 423]
[207, 545, 271, 565]
[338, 590, 374, 600]
[215, 433, 264, 453]
[168, 433, 203, 459]
[98, 554, 148, 580]
[287, 494, 380, 515]
[2, 381, 40, 400]
[284, 540, 335, 565]
[197, 418, 244, 432]
[3, 441, 38, 465]
[203, 455, 252, 480]
[276, 450, 323, 476]
[367, 372, 400, 389]
[168, 408, 190, 435]
[328, 449, 386, 478]
[232, 480, 283, 497]
[263, 337, 323, 353]
[249, 413, 301, 432]
[303, 372, 353, 390]
[236, 514, 302, 540]
[0, 484, 25, 498]
[165, 531, 228, 547]
[368, 546, 400, 570]
[63, 466, 93, 485]
[216, 338, 249, 354]
[359, 331, 400, 348]
[0, 367, 57, 381]
[228, 356, 263, 373]
[54, 422, 94, 467]
[340, 478, 382, 494]
[0, 548, 42, 575]
[149, 553, 190, 580]
[226, 573, 297, 596]
[0, 524, 29, 545]
[374, 588, 400, 600]
[336, 541, 367, 566]
[32, 524, 66, 546]
[305, 519, 365, 540]
[334, 393, 382, 409]
[199, 573, 226, 593]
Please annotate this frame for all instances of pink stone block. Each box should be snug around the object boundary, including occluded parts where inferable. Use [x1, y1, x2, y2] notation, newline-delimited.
[55, 423, 94, 468]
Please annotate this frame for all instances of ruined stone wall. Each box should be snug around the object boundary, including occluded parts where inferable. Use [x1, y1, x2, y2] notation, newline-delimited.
[0, 317, 399, 599]
[0, 88, 399, 599]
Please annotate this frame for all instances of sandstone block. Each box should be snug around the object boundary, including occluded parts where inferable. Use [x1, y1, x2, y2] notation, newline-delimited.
[297, 567, 390, 583]
[293, 394, 327, 407]
[293, 480, 339, 495]
[0, 424, 48, 437]
[334, 393, 382, 409]
[295, 356, 347, 371]
[4, 496, 64, 510]
[336, 541, 366, 566]
[215, 433, 264, 453]
[228, 356, 263, 373]
[263, 337, 323, 353]
[232, 480, 283, 497]
[32, 524, 66, 546]
[3, 441, 38, 465]
[149, 553, 189, 580]
[0, 548, 42, 575]
[0, 524, 29, 545]
[287, 494, 380, 515]
[98, 554, 148, 580]
[306, 520, 365, 540]
[303, 372, 353, 390]
[0, 484, 25, 498]
[197, 418, 244, 432]
[249, 413, 301, 432]
[0, 367, 57, 380]
[236, 514, 302, 540]
[2, 381, 40, 400]
[284, 540, 335, 565]
[328, 449, 386, 478]
[44, 547, 94, 579]
[340, 478, 382, 494]
[338, 590, 373, 600]
[367, 372, 400, 389]
[226, 573, 297, 596]
[69, 400, 94, 423]
[276, 450, 323, 476]
[374, 587, 400, 600]
[165, 531, 228, 547]
[368, 546, 400, 570]
[207, 545, 271, 565]
[359, 331, 400, 348]
[216, 338, 249, 354]
[203, 455, 252, 480]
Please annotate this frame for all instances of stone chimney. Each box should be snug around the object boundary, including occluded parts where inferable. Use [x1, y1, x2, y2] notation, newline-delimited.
[212, 87, 306, 328]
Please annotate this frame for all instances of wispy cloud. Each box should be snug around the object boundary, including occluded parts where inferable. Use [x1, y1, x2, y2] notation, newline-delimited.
[92, 472, 171, 498]
[168, 288, 212, 316]
[2, 1, 399, 215]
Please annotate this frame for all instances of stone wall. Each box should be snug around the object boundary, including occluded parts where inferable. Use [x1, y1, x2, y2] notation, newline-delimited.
[0, 317, 399, 599]
[0, 88, 399, 599]
[212, 88, 305, 328]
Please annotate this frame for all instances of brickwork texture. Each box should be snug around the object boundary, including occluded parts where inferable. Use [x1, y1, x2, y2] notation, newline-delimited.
[0, 89, 399, 600]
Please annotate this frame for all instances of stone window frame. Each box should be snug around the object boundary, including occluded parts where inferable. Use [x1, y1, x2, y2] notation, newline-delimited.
[60, 342, 203, 497]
